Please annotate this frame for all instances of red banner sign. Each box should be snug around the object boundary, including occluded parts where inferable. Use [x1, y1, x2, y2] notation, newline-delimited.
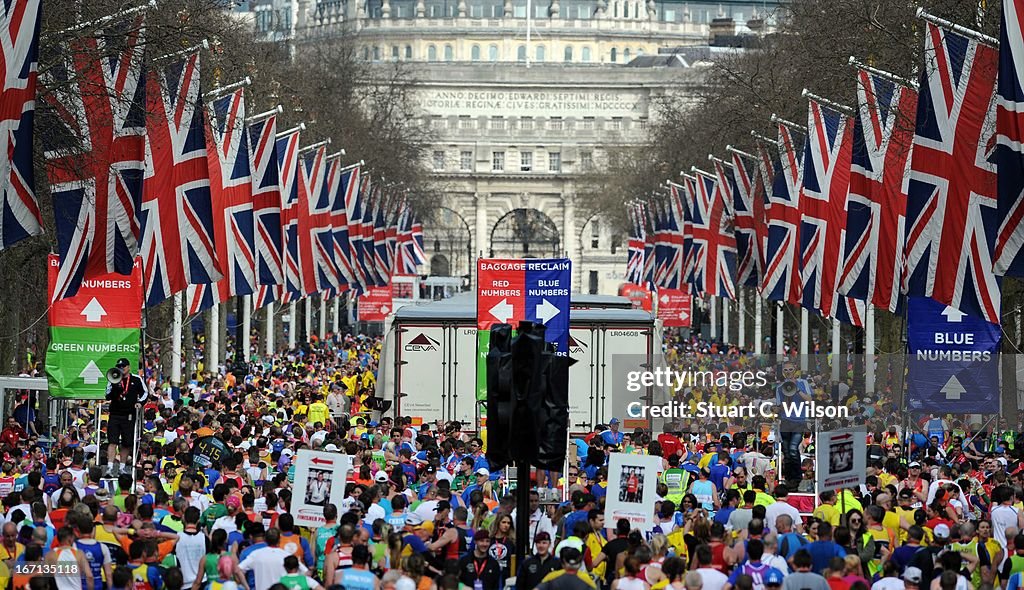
[618, 283, 652, 312]
[657, 288, 692, 327]
[47, 255, 143, 329]
[358, 285, 393, 322]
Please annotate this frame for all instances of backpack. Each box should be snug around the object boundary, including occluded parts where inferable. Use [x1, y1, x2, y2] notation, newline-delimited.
[779, 532, 808, 558]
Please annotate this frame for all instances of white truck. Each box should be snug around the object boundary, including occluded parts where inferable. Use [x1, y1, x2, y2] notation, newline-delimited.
[376, 293, 660, 431]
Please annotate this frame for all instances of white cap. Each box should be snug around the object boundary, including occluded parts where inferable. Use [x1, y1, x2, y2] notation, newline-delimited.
[475, 467, 490, 477]
[374, 471, 389, 483]
[324, 444, 339, 452]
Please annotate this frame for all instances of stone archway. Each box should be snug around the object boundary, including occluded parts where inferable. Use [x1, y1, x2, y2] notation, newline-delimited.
[430, 254, 451, 276]
[489, 208, 561, 258]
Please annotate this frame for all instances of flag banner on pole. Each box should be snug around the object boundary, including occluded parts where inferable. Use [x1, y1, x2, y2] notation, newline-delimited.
[690, 169, 737, 299]
[0, 0, 42, 250]
[761, 123, 804, 304]
[139, 52, 220, 309]
[681, 177, 697, 288]
[298, 145, 339, 295]
[752, 142, 776, 295]
[43, 14, 147, 302]
[839, 69, 917, 314]
[249, 114, 283, 287]
[411, 215, 426, 265]
[347, 175, 373, 289]
[641, 203, 656, 289]
[904, 21, 1000, 324]
[730, 153, 764, 288]
[328, 161, 357, 291]
[625, 202, 645, 284]
[652, 201, 668, 288]
[371, 190, 390, 283]
[996, 0, 1024, 277]
[662, 183, 686, 290]
[277, 127, 304, 301]
[799, 98, 863, 326]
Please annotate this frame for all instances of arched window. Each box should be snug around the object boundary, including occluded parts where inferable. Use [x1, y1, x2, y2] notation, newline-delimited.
[517, 45, 527, 62]
[637, 48, 644, 56]
[623, 48, 630, 62]
[581, 46, 591, 62]
[536, 45, 545, 62]
[610, 47, 617, 63]
[427, 45, 438, 61]
[405, 45, 413, 59]
[363, 47, 370, 60]
[564, 46, 573, 62]
[489, 44, 499, 61]
[444, 45, 454, 61]
[373, 46, 381, 61]
[471, 44, 481, 61]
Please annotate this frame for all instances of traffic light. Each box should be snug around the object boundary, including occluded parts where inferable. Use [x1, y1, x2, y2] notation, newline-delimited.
[485, 324, 514, 470]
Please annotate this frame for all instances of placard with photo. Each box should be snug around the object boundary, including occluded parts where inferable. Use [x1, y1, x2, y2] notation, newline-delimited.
[604, 452, 662, 530]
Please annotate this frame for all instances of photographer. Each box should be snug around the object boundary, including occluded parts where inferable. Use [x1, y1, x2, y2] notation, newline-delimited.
[776, 362, 812, 486]
[104, 357, 148, 477]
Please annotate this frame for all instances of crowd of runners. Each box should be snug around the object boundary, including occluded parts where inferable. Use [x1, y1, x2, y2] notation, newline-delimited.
[2, 330, 1024, 590]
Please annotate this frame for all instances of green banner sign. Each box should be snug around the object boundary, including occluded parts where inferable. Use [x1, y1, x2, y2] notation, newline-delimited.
[45, 327, 141, 399]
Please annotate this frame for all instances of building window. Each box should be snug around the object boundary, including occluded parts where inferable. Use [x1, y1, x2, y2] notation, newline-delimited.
[432, 150, 445, 171]
[638, 117, 649, 130]
[581, 46, 591, 62]
[391, 45, 400, 60]
[492, 151, 505, 171]
[588, 271, 598, 294]
[519, 117, 534, 130]
[607, 117, 623, 130]
[580, 117, 595, 130]
[564, 46, 573, 62]
[405, 45, 413, 59]
[610, 233, 621, 254]
[458, 116, 476, 129]
[430, 116, 446, 130]
[372, 46, 381, 61]
[536, 45, 545, 62]
[580, 150, 593, 169]
[549, 151, 561, 172]
[444, 45, 454, 61]
[520, 151, 533, 171]
[623, 48, 631, 62]
[517, 45, 527, 62]
[363, 47, 370, 60]
[489, 44, 499, 61]
[460, 151, 473, 171]
[591, 219, 600, 248]
[610, 47, 617, 63]
[489, 117, 506, 130]
[548, 117, 563, 130]
[471, 45, 481, 61]
[427, 45, 437, 61]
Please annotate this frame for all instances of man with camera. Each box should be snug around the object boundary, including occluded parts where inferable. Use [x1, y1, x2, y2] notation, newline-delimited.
[776, 362, 813, 486]
[104, 357, 148, 477]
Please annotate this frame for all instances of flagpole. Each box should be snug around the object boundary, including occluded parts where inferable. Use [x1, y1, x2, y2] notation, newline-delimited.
[52, 0, 156, 36]
[288, 302, 298, 349]
[722, 297, 730, 345]
[210, 303, 221, 375]
[204, 76, 252, 100]
[266, 303, 275, 356]
[319, 295, 328, 338]
[333, 296, 341, 334]
[801, 89, 855, 115]
[916, 8, 999, 46]
[246, 105, 284, 125]
[775, 302, 784, 356]
[709, 296, 717, 341]
[800, 307, 809, 372]
[276, 123, 306, 138]
[298, 139, 331, 155]
[738, 288, 746, 349]
[171, 293, 183, 395]
[831, 318, 841, 382]
[326, 150, 347, 161]
[754, 294, 763, 355]
[242, 295, 252, 362]
[305, 298, 313, 340]
[153, 41, 209, 64]
[847, 57, 918, 89]
[750, 130, 779, 146]
[865, 306, 875, 394]
[770, 114, 808, 134]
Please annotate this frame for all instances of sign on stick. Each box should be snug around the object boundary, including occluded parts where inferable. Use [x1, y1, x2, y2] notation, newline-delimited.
[291, 450, 350, 527]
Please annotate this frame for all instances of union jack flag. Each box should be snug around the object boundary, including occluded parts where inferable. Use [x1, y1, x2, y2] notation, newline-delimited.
[690, 169, 737, 299]
[641, 203, 656, 288]
[625, 202, 644, 284]
[752, 142, 775, 283]
[331, 163, 360, 291]
[761, 123, 803, 305]
[651, 200, 669, 287]
[362, 179, 384, 286]
[138, 52, 219, 309]
[298, 145, 339, 295]
[996, 0, 1024, 276]
[661, 183, 686, 290]
[188, 88, 256, 314]
[346, 174, 372, 288]
[0, 0, 42, 250]
[729, 152, 764, 287]
[904, 22, 1001, 323]
[43, 14, 147, 302]
[277, 127, 303, 300]
[681, 176, 697, 287]
[385, 203, 399, 272]
[373, 197, 391, 281]
[411, 215, 426, 265]
[249, 114, 283, 286]
[799, 99, 863, 326]
[839, 69, 917, 313]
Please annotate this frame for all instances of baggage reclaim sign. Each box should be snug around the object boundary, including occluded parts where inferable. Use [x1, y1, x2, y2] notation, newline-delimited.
[476, 258, 572, 401]
[906, 296, 1000, 413]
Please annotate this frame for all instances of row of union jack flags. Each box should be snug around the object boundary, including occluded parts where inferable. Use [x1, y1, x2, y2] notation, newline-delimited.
[0, 7, 425, 309]
[626, 3, 1024, 326]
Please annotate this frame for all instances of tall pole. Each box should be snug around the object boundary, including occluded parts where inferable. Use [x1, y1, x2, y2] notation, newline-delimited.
[319, 295, 328, 339]
[865, 306, 875, 394]
[288, 301, 298, 349]
[332, 296, 341, 334]
[709, 297, 717, 341]
[831, 319, 841, 382]
[266, 303, 275, 356]
[305, 298, 313, 342]
[738, 289, 746, 349]
[241, 295, 252, 363]
[210, 303, 220, 376]
[754, 294, 762, 355]
[525, 0, 532, 67]
[722, 297, 730, 345]
[171, 293, 183, 394]
[800, 307, 809, 372]
[775, 302, 784, 356]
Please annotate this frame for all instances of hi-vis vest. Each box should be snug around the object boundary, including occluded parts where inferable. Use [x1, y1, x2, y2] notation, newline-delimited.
[660, 468, 690, 507]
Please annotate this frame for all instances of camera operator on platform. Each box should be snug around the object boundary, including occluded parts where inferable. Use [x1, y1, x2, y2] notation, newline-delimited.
[104, 357, 148, 477]
[776, 361, 812, 486]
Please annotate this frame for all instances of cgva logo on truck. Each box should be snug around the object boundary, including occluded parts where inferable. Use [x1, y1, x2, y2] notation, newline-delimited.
[405, 333, 440, 352]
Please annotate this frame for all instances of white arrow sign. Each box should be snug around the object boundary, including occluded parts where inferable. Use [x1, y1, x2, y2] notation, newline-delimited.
[79, 361, 103, 385]
[941, 306, 966, 323]
[940, 375, 966, 400]
[679, 308, 690, 322]
[80, 298, 107, 323]
[536, 298, 560, 324]
[489, 298, 513, 323]
[380, 305, 390, 315]
[660, 294, 670, 304]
